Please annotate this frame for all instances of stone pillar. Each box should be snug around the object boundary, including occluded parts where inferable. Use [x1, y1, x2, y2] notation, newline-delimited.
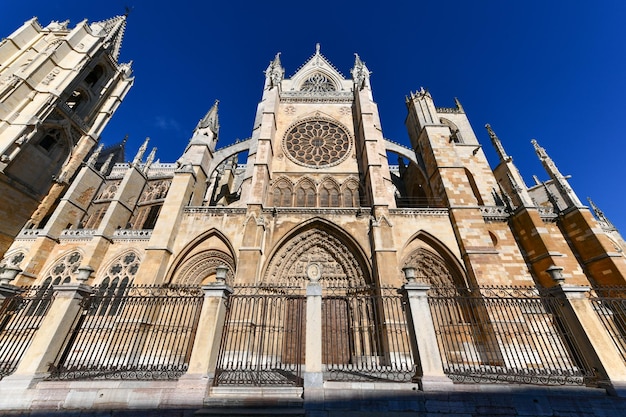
[184, 282, 232, 380]
[304, 274, 323, 389]
[402, 280, 453, 391]
[548, 284, 626, 396]
[1, 283, 93, 387]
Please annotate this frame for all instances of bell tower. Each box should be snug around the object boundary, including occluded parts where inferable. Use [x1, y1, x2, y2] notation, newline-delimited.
[0, 15, 134, 255]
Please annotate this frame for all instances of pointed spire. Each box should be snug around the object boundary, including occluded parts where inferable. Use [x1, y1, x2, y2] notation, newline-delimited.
[194, 100, 220, 138]
[588, 198, 616, 230]
[485, 124, 510, 163]
[532, 139, 583, 207]
[99, 152, 114, 175]
[351, 53, 371, 90]
[132, 137, 149, 166]
[90, 14, 127, 61]
[143, 147, 157, 174]
[87, 144, 104, 167]
[265, 52, 284, 89]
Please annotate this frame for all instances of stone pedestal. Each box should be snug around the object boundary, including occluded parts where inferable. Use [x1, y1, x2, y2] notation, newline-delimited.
[184, 283, 232, 380]
[548, 284, 626, 397]
[402, 282, 453, 391]
[1, 283, 93, 388]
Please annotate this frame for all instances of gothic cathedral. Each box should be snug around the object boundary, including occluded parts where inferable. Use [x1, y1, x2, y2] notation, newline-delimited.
[1, 16, 626, 414]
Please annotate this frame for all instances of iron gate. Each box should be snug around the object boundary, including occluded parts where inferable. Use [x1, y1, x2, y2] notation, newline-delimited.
[214, 286, 305, 386]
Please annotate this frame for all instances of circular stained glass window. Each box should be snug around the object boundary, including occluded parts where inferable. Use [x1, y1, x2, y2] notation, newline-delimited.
[283, 118, 352, 168]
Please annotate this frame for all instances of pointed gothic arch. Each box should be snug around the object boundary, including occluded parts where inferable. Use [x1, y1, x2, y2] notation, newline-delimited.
[293, 177, 317, 207]
[401, 230, 467, 287]
[262, 219, 371, 288]
[319, 177, 340, 207]
[166, 229, 237, 286]
[39, 249, 84, 285]
[270, 177, 294, 207]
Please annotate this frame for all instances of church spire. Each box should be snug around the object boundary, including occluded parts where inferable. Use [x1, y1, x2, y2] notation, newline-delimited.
[532, 139, 583, 208]
[90, 14, 127, 61]
[485, 124, 510, 163]
[194, 100, 219, 139]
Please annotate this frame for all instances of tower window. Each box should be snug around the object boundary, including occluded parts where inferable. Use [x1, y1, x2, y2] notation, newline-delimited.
[66, 90, 85, 110]
[84, 65, 104, 87]
[38, 133, 58, 152]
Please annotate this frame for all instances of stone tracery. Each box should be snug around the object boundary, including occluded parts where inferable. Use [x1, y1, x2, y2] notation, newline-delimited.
[403, 247, 456, 286]
[174, 250, 235, 286]
[283, 117, 352, 168]
[263, 228, 368, 288]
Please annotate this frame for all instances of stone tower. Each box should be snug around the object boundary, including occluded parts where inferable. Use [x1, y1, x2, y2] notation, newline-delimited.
[0, 16, 134, 255]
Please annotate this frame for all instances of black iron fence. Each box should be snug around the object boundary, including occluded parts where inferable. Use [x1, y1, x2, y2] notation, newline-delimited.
[428, 286, 596, 385]
[324, 286, 415, 382]
[0, 286, 53, 380]
[48, 285, 204, 380]
[214, 285, 305, 387]
[590, 286, 626, 364]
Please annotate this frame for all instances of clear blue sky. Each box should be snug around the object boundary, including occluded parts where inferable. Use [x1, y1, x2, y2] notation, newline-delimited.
[3, 1, 626, 231]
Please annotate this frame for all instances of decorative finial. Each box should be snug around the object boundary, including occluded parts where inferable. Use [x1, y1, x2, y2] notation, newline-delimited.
[532, 139, 583, 208]
[315, 43, 320, 54]
[143, 147, 157, 174]
[132, 137, 149, 166]
[485, 124, 510, 163]
[87, 144, 104, 167]
[99, 153, 115, 175]
[351, 53, 370, 90]
[588, 197, 615, 230]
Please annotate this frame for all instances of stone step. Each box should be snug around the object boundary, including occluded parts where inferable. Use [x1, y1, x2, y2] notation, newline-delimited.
[195, 407, 305, 416]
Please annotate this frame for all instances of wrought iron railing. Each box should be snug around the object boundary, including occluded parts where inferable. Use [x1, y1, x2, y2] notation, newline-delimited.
[428, 286, 596, 385]
[48, 285, 203, 380]
[0, 286, 54, 379]
[395, 196, 445, 208]
[214, 285, 305, 387]
[323, 286, 415, 382]
[590, 286, 626, 364]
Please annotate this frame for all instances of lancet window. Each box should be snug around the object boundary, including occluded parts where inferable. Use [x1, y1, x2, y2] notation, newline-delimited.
[28, 251, 82, 315]
[91, 251, 140, 316]
[295, 180, 317, 207]
[271, 179, 293, 207]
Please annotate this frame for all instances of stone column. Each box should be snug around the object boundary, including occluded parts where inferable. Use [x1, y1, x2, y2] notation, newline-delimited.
[184, 281, 232, 380]
[304, 270, 323, 389]
[548, 284, 626, 397]
[402, 279, 453, 391]
[1, 282, 93, 387]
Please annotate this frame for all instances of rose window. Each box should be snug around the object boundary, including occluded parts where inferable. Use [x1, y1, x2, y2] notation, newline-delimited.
[283, 118, 352, 168]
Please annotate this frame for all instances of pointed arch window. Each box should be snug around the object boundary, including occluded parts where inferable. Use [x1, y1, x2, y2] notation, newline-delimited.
[295, 181, 316, 207]
[91, 251, 140, 316]
[320, 180, 340, 207]
[271, 180, 293, 207]
[342, 181, 360, 208]
[28, 251, 82, 315]
[84, 65, 104, 88]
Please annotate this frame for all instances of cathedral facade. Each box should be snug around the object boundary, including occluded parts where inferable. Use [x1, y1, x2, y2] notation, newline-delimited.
[1, 16, 626, 413]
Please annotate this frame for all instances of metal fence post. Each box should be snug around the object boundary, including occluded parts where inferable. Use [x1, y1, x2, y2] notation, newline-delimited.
[548, 284, 626, 396]
[402, 282, 453, 391]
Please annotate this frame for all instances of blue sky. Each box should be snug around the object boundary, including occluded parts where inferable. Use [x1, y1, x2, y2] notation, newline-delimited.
[3, 1, 626, 231]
